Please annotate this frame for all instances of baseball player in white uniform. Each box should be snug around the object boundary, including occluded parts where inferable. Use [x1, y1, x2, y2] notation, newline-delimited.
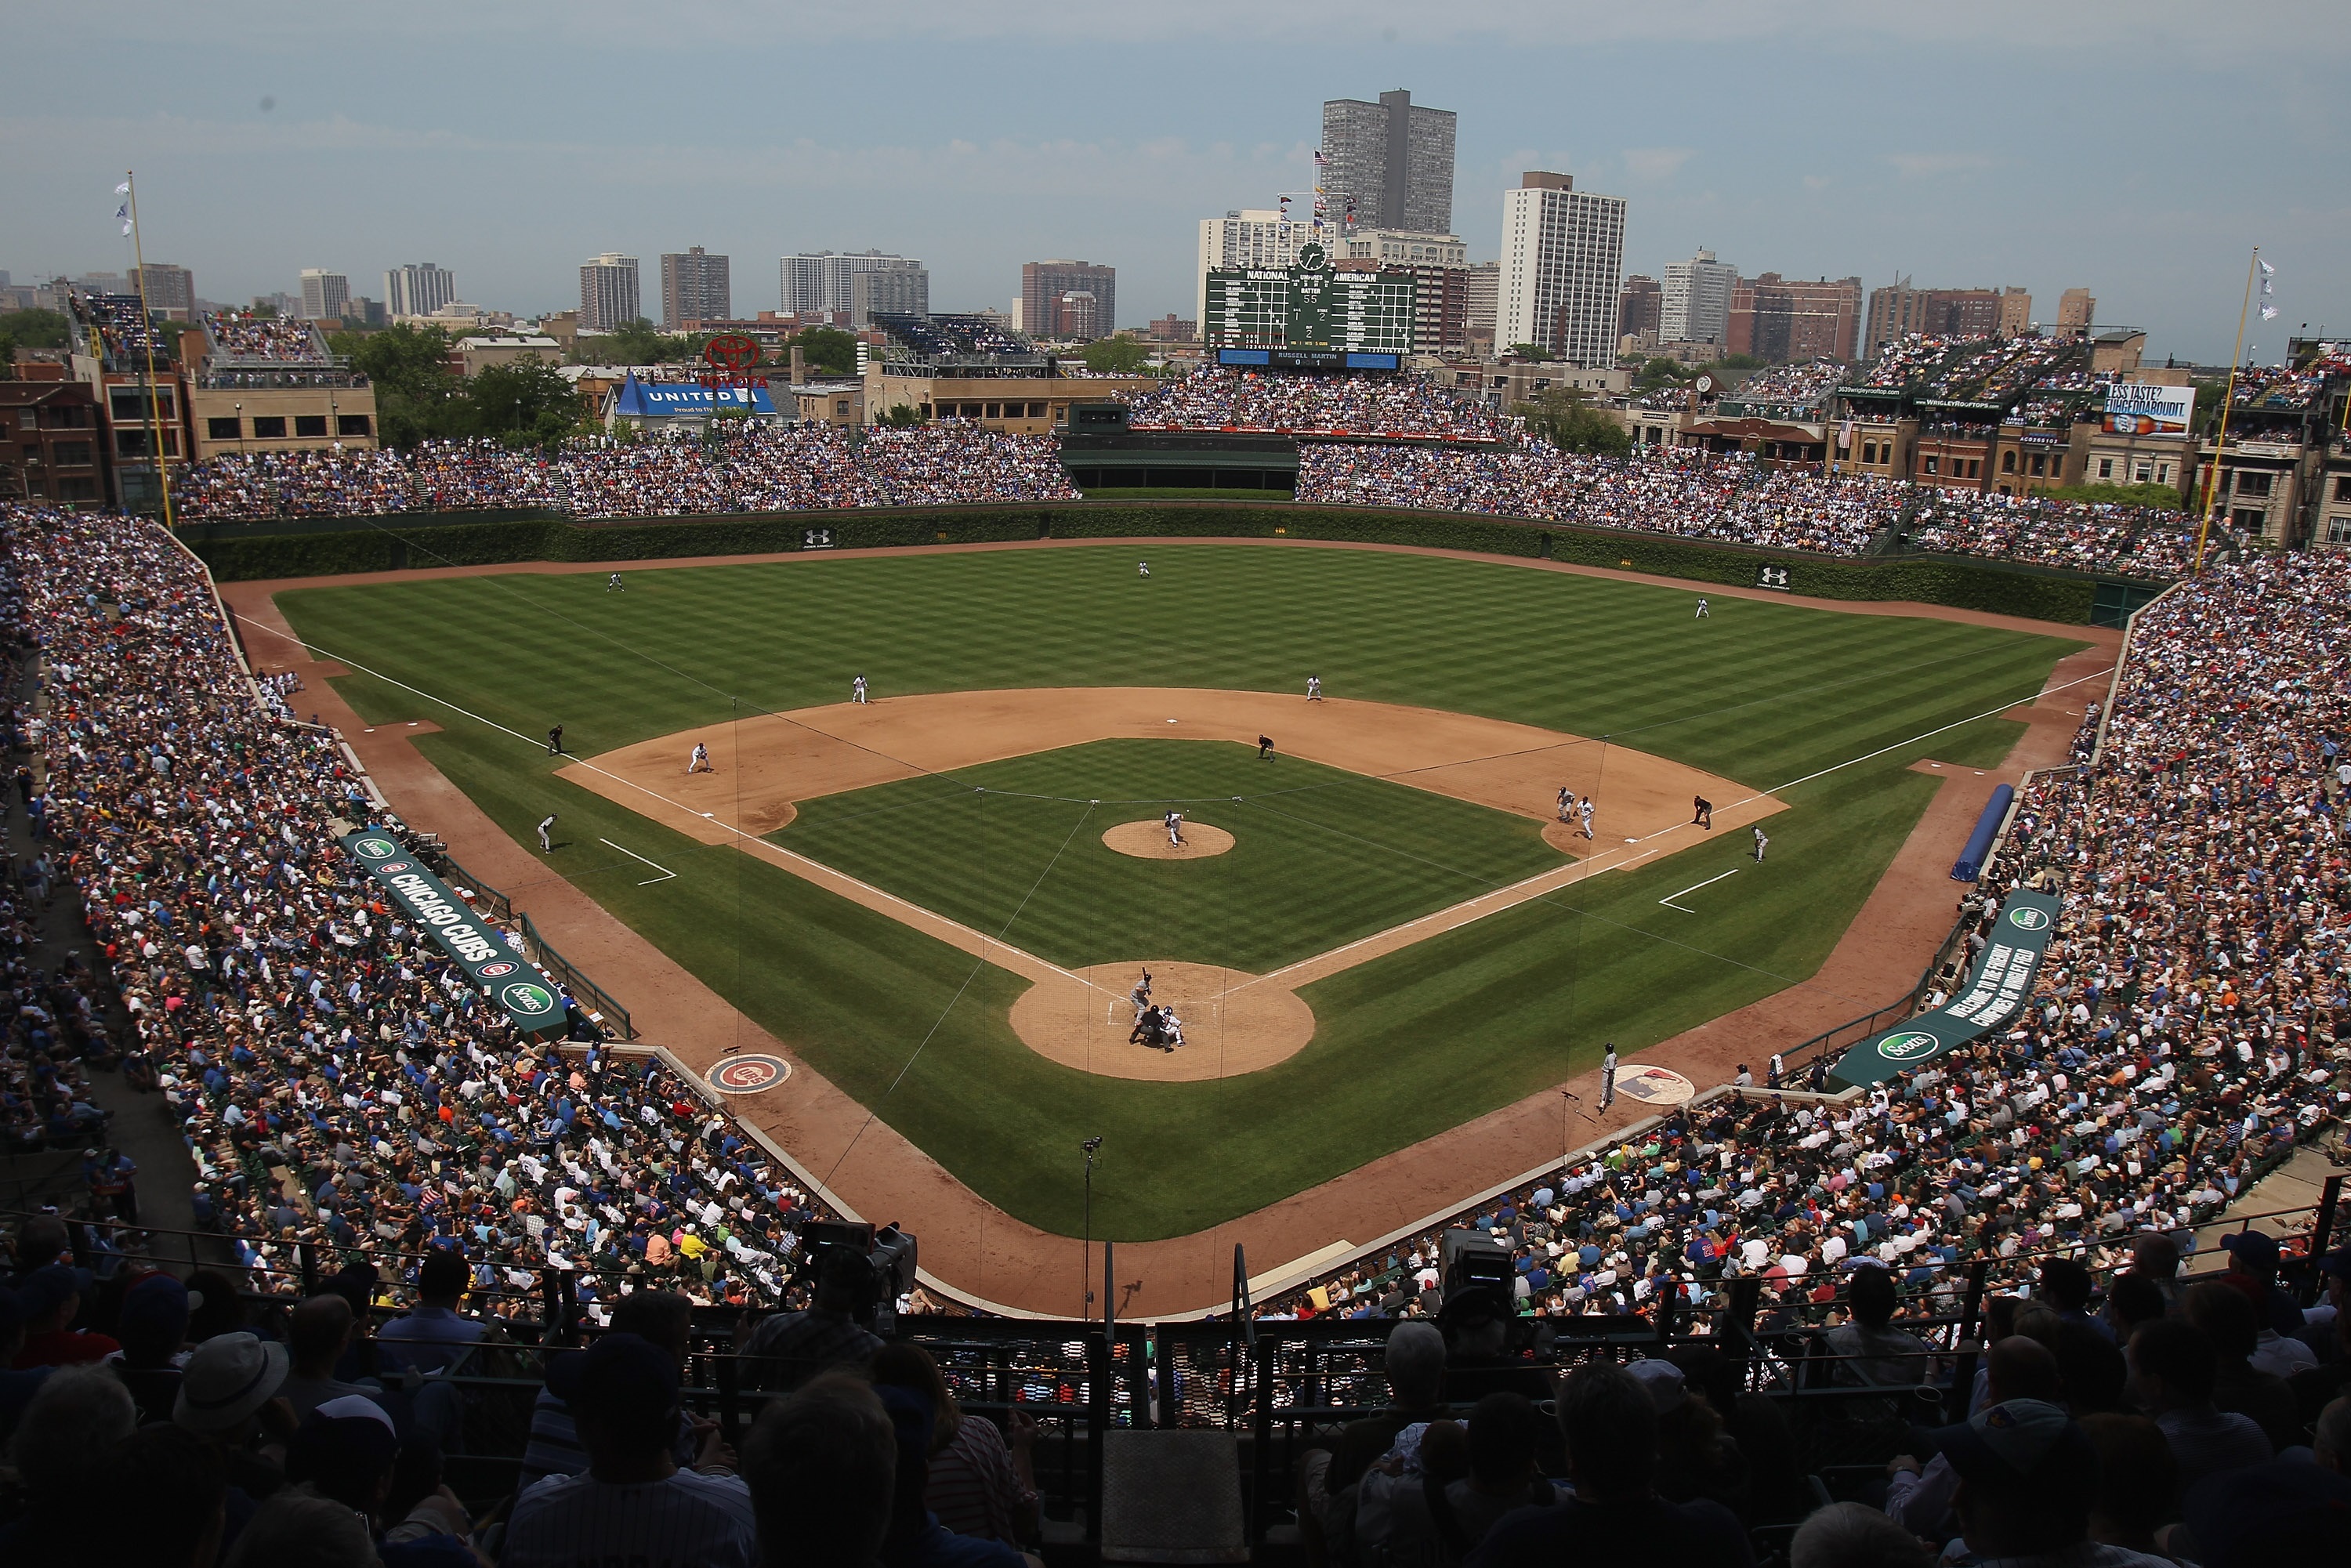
[852, 675, 869, 704]
[1695, 597, 1710, 618]
[1129, 969, 1153, 1023]
[1578, 798, 1596, 839]
[1165, 809, 1185, 846]
[1752, 825, 1769, 862]
[686, 742, 712, 774]
[1306, 675, 1323, 701]
[1557, 788, 1574, 823]
[607, 573, 625, 592]
[1137, 561, 1150, 578]
[538, 814, 556, 853]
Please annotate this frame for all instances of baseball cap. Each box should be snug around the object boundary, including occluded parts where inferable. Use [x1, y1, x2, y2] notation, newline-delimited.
[1933, 1399, 2093, 1488]
[1624, 1358, 1687, 1414]
[2313, 1246, 2351, 1282]
[569, 1331, 679, 1426]
[2222, 1230, 2281, 1269]
[17, 1262, 90, 1320]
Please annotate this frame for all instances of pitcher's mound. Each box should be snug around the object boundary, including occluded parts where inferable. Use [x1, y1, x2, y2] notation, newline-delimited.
[1009, 961, 1313, 1081]
[1103, 820, 1235, 860]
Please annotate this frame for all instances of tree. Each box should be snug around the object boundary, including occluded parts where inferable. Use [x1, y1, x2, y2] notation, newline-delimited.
[579, 317, 690, 367]
[1080, 337, 1152, 375]
[1515, 387, 1632, 457]
[461, 360, 583, 450]
[1506, 342, 1557, 362]
[875, 403, 924, 429]
[0, 310, 71, 353]
[786, 328, 859, 378]
[2040, 480, 2188, 512]
[341, 324, 460, 449]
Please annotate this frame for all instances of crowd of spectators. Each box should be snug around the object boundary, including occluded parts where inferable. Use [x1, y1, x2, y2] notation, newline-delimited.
[1719, 360, 1843, 418]
[205, 313, 328, 364]
[0, 504, 878, 1324]
[871, 313, 1034, 361]
[1123, 368, 1509, 442]
[68, 292, 172, 368]
[1270, 549, 2351, 1338]
[171, 426, 1078, 523]
[1907, 491, 2232, 578]
[1298, 444, 1904, 555]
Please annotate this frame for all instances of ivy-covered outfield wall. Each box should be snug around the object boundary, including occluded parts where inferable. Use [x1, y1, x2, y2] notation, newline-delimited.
[177, 501, 2126, 625]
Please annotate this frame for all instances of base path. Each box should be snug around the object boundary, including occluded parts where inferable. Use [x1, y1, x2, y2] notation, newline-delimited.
[224, 536, 2116, 1320]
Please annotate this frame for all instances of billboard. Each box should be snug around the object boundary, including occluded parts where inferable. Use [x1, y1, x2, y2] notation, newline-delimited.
[341, 831, 570, 1035]
[2102, 382, 2195, 437]
[1829, 890, 2059, 1086]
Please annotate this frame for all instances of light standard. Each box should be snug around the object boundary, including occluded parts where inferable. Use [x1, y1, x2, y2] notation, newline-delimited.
[1081, 1136, 1103, 1316]
[234, 403, 245, 458]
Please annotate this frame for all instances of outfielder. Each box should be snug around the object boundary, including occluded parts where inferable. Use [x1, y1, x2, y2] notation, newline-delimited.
[1695, 597, 1710, 618]
[607, 573, 625, 592]
[687, 742, 712, 774]
[852, 674, 869, 704]
[1137, 561, 1150, 578]
[1752, 825, 1769, 862]
[1164, 809, 1185, 846]
[537, 813, 556, 853]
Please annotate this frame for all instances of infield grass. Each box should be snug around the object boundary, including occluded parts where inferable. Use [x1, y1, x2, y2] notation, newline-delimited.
[277, 543, 2085, 1240]
[774, 738, 1562, 972]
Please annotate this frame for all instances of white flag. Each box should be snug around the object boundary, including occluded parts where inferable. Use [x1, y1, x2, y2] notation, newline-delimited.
[2261, 278, 2272, 295]
[2260, 305, 2278, 320]
[2258, 258, 2274, 275]
[114, 179, 129, 195]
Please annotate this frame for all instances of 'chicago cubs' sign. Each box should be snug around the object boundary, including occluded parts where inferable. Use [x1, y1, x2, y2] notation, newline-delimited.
[709, 1055, 791, 1094]
[342, 831, 567, 1034]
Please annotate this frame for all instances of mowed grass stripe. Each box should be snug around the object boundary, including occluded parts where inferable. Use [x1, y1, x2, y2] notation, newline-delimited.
[279, 545, 2083, 1238]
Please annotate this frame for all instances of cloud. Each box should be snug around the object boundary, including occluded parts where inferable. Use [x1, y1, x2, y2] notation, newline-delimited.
[1802, 174, 1831, 190]
[1884, 152, 1995, 179]
[1621, 147, 1694, 182]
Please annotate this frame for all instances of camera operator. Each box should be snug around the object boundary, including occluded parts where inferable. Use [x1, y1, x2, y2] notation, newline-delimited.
[741, 1248, 885, 1393]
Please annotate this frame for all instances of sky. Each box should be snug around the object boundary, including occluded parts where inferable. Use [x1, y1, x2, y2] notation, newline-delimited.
[6, 0, 2348, 364]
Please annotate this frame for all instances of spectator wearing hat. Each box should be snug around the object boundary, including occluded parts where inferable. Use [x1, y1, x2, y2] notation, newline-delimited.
[503, 1331, 755, 1568]
[1886, 1335, 2063, 1540]
[518, 1290, 703, 1494]
[114, 1271, 195, 1423]
[2218, 1230, 2305, 1340]
[1465, 1361, 1751, 1568]
[1934, 1397, 2171, 1566]
[11, 1263, 114, 1368]
[176, 1329, 295, 1512]
[2126, 1318, 2272, 1488]
[741, 1371, 898, 1568]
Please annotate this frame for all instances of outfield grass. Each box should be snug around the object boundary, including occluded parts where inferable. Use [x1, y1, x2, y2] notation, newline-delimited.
[775, 738, 1562, 972]
[277, 544, 2085, 1238]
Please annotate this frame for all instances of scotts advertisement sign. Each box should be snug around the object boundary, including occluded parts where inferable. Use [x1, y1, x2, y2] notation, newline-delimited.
[1830, 889, 2062, 1087]
[340, 831, 568, 1034]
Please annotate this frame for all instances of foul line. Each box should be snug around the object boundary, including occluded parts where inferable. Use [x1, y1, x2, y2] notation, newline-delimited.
[599, 838, 678, 885]
[1658, 867, 1738, 912]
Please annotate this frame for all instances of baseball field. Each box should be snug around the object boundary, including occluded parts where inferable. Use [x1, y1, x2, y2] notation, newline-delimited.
[273, 542, 2084, 1240]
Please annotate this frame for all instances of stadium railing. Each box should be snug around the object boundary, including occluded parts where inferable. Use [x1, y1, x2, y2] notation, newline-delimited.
[516, 911, 636, 1040]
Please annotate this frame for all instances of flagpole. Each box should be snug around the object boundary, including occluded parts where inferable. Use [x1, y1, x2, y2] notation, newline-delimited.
[2192, 247, 2259, 576]
[124, 170, 178, 529]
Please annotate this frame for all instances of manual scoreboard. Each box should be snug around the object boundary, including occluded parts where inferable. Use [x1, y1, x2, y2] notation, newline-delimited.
[1204, 242, 1417, 355]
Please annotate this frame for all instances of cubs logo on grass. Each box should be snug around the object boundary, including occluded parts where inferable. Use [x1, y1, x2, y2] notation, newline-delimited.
[1875, 1030, 1942, 1063]
[1618, 1066, 1695, 1106]
[710, 1055, 791, 1094]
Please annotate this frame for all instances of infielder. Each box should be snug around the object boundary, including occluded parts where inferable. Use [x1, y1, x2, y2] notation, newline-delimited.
[1557, 788, 1575, 823]
[852, 675, 869, 704]
[607, 573, 625, 592]
[1164, 809, 1185, 846]
[1752, 825, 1769, 862]
[537, 813, 556, 853]
[1578, 797, 1596, 840]
[1695, 597, 1710, 618]
[1693, 795, 1712, 827]
[1258, 733, 1275, 761]
[687, 742, 712, 774]
[1306, 675, 1323, 701]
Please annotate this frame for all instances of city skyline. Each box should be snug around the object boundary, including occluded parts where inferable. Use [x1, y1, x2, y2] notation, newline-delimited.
[4, 1, 2346, 363]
